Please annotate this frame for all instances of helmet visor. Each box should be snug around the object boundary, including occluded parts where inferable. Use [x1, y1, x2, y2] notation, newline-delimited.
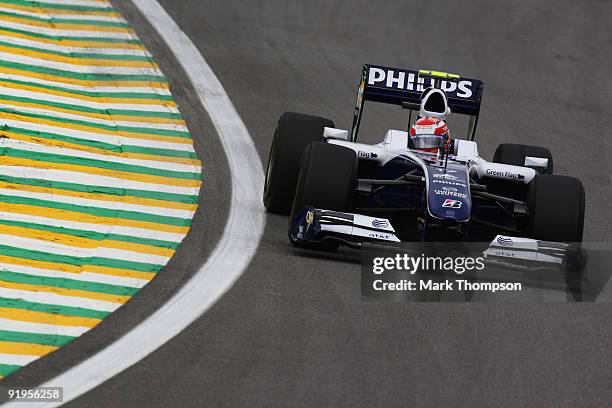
[409, 134, 446, 150]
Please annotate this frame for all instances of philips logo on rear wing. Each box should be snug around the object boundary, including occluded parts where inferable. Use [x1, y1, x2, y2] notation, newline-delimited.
[351, 64, 485, 142]
[367, 66, 476, 99]
[357, 64, 484, 118]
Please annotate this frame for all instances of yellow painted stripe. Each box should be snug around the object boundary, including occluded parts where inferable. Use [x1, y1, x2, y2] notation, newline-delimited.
[0, 65, 167, 88]
[2, 132, 200, 167]
[0, 0, 201, 379]
[0, 104, 185, 126]
[117, 151, 199, 167]
[0, 44, 158, 69]
[0, 27, 144, 49]
[0, 180, 199, 211]
[1, 113, 197, 147]
[101, 239, 174, 257]
[0, 14, 133, 34]
[0, 307, 100, 328]
[0, 201, 191, 234]
[0, 341, 57, 356]
[0, 254, 81, 274]
[0, 224, 176, 257]
[0, 254, 154, 281]
[0, 280, 131, 304]
[82, 265, 155, 281]
[0, 156, 201, 188]
[0, 3, 120, 17]
[0, 81, 173, 105]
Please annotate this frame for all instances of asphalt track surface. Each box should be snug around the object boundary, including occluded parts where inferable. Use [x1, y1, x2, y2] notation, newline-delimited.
[4, 0, 612, 407]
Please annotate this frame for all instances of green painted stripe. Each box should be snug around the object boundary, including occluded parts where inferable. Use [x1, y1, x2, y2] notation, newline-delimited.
[0, 96, 181, 119]
[0, 95, 177, 122]
[0, 144, 196, 180]
[122, 145, 198, 159]
[0, 270, 139, 296]
[0, 0, 202, 381]
[1, 126, 198, 159]
[0, 244, 163, 273]
[0, 329, 74, 347]
[0, 363, 21, 377]
[0, 297, 110, 319]
[0, 39, 153, 62]
[2, 108, 190, 138]
[0, 59, 165, 82]
[0, 9, 129, 28]
[3, 147, 200, 180]
[102, 109, 180, 119]
[0, 174, 199, 204]
[46, 17, 128, 28]
[0, 77, 173, 99]
[2, 125, 119, 152]
[0, 0, 113, 13]
[0, 219, 179, 249]
[69, 52, 153, 62]
[0, 23, 139, 44]
[0, 194, 193, 227]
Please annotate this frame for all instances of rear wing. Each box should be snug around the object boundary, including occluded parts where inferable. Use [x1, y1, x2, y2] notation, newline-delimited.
[351, 64, 485, 141]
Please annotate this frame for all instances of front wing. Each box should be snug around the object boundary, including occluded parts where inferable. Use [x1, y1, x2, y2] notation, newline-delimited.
[289, 207, 400, 247]
[289, 206, 582, 273]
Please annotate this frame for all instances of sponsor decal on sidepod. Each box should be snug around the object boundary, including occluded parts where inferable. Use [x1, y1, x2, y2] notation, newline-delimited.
[485, 168, 525, 180]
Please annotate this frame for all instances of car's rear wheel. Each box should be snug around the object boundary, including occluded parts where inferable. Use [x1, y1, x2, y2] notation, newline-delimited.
[493, 143, 554, 174]
[263, 112, 335, 214]
[290, 142, 357, 249]
[527, 175, 585, 242]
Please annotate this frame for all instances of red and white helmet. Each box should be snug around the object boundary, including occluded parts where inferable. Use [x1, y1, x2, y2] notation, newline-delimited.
[409, 116, 450, 153]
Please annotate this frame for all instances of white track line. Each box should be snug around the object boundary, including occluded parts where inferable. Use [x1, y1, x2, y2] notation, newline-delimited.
[1, 0, 266, 406]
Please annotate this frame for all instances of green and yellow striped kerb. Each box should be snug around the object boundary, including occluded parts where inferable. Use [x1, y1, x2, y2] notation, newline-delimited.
[0, 0, 201, 380]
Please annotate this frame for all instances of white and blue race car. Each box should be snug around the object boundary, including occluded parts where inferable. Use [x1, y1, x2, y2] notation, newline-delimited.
[263, 65, 585, 251]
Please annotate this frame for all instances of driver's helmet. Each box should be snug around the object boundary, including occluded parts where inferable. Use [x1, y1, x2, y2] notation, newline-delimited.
[409, 116, 450, 153]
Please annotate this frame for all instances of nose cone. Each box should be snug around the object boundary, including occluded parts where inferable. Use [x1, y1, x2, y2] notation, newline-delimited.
[425, 163, 472, 222]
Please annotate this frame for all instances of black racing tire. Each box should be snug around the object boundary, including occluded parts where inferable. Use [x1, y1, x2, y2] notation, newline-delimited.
[527, 175, 585, 242]
[493, 143, 554, 174]
[290, 142, 357, 249]
[263, 112, 335, 214]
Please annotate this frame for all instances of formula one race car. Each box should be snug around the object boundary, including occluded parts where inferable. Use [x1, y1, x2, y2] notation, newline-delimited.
[263, 65, 585, 250]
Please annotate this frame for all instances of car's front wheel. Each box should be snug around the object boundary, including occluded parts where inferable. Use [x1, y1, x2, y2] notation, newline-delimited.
[263, 112, 335, 215]
[290, 142, 357, 249]
[527, 174, 585, 242]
